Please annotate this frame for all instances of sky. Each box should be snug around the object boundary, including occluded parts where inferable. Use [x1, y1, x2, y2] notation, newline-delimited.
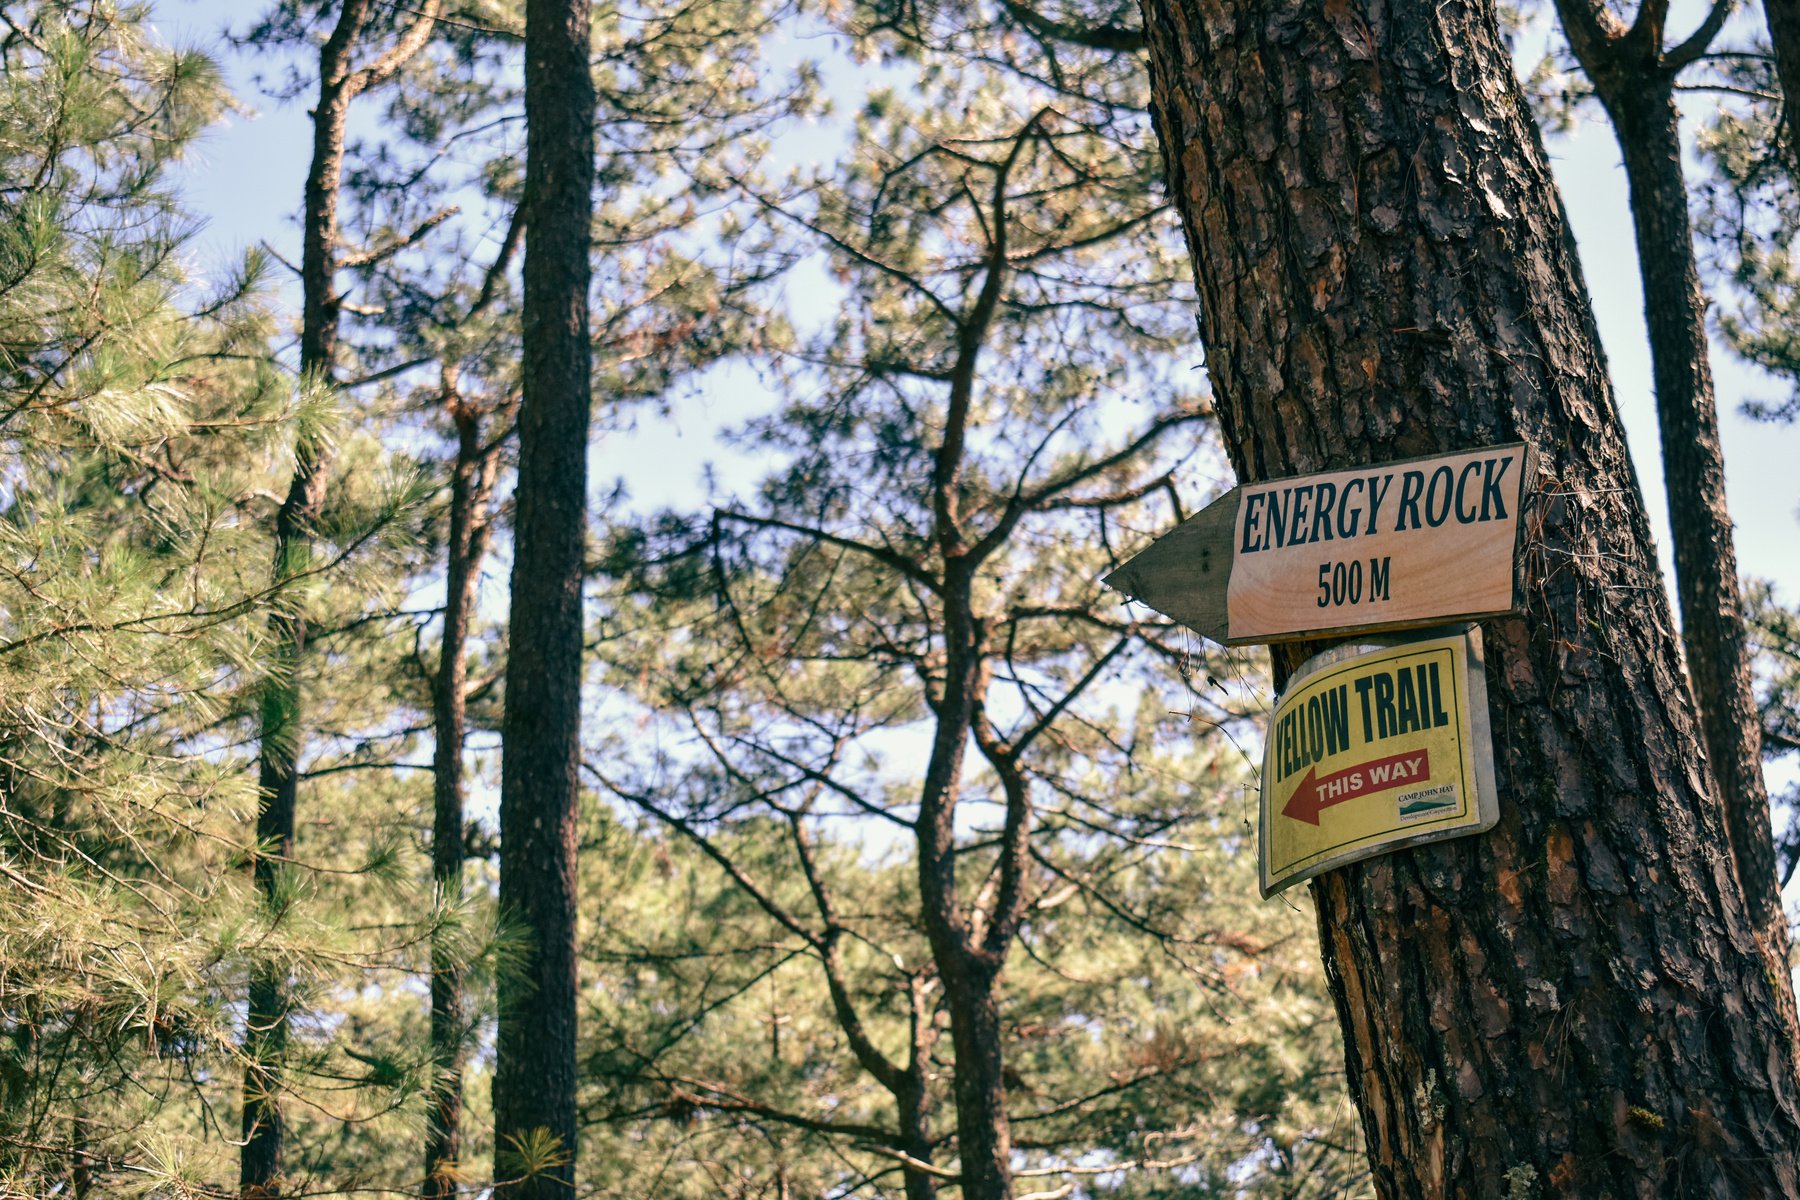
[146, 1, 1799, 845]
[149, 0, 1797, 593]
[1550, 118, 1800, 604]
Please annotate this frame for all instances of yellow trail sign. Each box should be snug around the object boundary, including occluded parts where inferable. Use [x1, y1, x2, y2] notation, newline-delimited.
[1260, 628, 1498, 896]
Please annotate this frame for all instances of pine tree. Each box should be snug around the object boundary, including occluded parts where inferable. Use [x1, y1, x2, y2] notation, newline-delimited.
[1537, 0, 1793, 1032]
[237, 4, 443, 1192]
[228, 0, 816, 1183]
[583, 23, 1359, 1193]
[0, 2, 289, 1188]
[490, 0, 595, 1191]
[1138, 0, 1800, 1192]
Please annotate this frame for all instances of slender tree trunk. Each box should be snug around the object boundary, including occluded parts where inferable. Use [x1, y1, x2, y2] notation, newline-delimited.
[1138, 0, 1800, 1194]
[242, 5, 368, 1189]
[1608, 82, 1793, 1025]
[1549, 7, 1796, 1039]
[915, 560, 1015, 1200]
[492, 0, 594, 1193]
[240, 6, 439, 1192]
[425, 392, 500, 1198]
[896, 1075, 938, 1200]
[1766, 0, 1800, 161]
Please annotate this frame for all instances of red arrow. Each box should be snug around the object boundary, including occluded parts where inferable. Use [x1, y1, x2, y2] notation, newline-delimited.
[1281, 749, 1431, 825]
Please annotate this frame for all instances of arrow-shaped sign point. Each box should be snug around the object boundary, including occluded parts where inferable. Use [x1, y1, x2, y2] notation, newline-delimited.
[1281, 750, 1432, 825]
[1282, 767, 1327, 826]
[1101, 487, 1240, 645]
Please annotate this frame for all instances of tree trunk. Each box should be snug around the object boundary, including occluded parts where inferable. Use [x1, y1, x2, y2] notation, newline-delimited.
[425, 395, 499, 1198]
[492, 0, 594, 1193]
[240, 5, 438, 1191]
[915, 558, 1016, 1200]
[939, 964, 1011, 1200]
[1138, 0, 1800, 1194]
[242, 4, 371, 1190]
[1766, 0, 1800, 163]
[1547, 3, 1797, 1044]
[1605, 77, 1794, 1038]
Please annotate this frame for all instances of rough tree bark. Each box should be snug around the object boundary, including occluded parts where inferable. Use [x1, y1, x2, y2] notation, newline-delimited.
[241, 3, 438, 1193]
[1765, 0, 1800, 160]
[1138, 0, 1800, 1194]
[424, 371, 503, 1198]
[1552, 0, 1796, 1048]
[492, 0, 594, 1193]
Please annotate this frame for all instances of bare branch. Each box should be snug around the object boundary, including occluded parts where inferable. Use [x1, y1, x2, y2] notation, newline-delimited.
[996, 0, 1146, 51]
[470, 200, 526, 319]
[339, 206, 459, 269]
[348, 0, 444, 93]
[969, 406, 1207, 566]
[727, 171, 962, 328]
[1664, 0, 1735, 73]
[1009, 634, 1133, 762]
[635, 1076, 902, 1145]
[586, 763, 820, 947]
[716, 508, 941, 596]
[736, 738, 914, 831]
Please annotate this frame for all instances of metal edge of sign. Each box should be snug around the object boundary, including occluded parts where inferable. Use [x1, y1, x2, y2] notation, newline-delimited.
[1258, 623, 1500, 898]
[1221, 607, 1517, 649]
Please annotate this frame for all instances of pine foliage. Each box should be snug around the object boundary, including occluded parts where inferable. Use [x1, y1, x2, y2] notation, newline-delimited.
[29, 0, 1800, 1193]
[0, 1, 288, 1185]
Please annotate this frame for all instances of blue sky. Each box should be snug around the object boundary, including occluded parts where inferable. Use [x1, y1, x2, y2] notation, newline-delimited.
[149, 0, 1797, 601]
[147, 0, 1800, 855]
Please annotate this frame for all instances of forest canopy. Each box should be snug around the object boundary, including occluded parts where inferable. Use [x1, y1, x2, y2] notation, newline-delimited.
[0, 0, 1796, 1197]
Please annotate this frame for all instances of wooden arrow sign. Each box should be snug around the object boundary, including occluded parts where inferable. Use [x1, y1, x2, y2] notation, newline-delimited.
[1104, 444, 1528, 645]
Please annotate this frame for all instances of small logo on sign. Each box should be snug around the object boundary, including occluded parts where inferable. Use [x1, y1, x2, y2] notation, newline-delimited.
[1396, 784, 1458, 822]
